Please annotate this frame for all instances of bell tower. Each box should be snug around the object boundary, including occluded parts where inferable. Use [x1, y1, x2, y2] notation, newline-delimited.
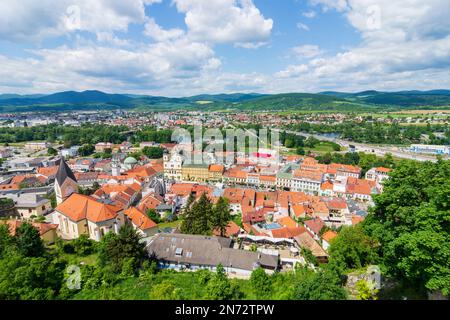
[55, 157, 78, 205]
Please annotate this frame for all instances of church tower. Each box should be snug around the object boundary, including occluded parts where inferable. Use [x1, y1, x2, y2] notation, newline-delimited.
[55, 157, 78, 205]
[111, 154, 121, 176]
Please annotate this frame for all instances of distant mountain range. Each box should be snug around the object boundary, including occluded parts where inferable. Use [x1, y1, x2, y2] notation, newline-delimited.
[1, 89, 450, 113]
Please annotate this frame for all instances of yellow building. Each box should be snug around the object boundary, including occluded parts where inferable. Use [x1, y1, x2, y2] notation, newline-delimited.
[208, 164, 225, 182]
[182, 163, 210, 182]
[2, 220, 59, 244]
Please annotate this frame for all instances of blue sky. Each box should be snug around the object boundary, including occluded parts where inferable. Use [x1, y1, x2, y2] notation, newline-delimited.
[0, 0, 449, 96]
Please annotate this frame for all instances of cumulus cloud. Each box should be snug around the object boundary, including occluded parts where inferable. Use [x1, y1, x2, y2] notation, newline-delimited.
[143, 18, 185, 42]
[292, 45, 323, 59]
[172, 0, 273, 47]
[1, 0, 450, 95]
[0, 0, 162, 42]
[275, 0, 450, 91]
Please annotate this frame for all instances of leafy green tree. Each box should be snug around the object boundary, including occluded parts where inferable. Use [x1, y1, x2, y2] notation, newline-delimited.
[146, 209, 161, 223]
[78, 144, 95, 156]
[47, 147, 58, 156]
[296, 147, 305, 155]
[250, 267, 272, 299]
[181, 193, 213, 235]
[211, 197, 231, 237]
[0, 224, 13, 258]
[142, 146, 164, 159]
[149, 280, 182, 300]
[294, 266, 347, 300]
[204, 264, 241, 300]
[0, 254, 65, 300]
[328, 225, 378, 270]
[72, 234, 96, 256]
[363, 160, 450, 295]
[15, 223, 45, 257]
[301, 248, 318, 267]
[98, 224, 147, 273]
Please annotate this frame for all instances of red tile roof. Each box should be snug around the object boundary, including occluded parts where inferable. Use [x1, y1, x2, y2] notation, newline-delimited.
[213, 221, 241, 237]
[124, 207, 157, 231]
[304, 217, 324, 235]
[56, 193, 122, 223]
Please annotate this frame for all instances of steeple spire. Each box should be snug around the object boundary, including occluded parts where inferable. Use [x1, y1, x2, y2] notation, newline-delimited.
[55, 157, 78, 205]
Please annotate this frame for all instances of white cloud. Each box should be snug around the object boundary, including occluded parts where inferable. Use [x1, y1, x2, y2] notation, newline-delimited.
[143, 18, 185, 42]
[302, 11, 317, 18]
[0, 0, 162, 42]
[172, 0, 273, 47]
[297, 22, 310, 31]
[292, 45, 323, 59]
[274, 0, 450, 92]
[275, 64, 309, 78]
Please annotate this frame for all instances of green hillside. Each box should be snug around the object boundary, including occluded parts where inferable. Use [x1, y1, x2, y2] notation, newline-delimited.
[1, 90, 450, 113]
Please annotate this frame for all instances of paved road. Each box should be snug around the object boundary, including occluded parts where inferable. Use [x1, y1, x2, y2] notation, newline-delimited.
[274, 129, 440, 162]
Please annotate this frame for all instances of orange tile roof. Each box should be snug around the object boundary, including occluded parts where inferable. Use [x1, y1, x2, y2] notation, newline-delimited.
[223, 188, 246, 203]
[277, 216, 298, 228]
[302, 157, 319, 165]
[125, 166, 157, 178]
[376, 167, 392, 173]
[170, 183, 195, 196]
[352, 215, 364, 225]
[311, 201, 329, 216]
[5, 220, 58, 236]
[0, 184, 19, 190]
[138, 193, 164, 211]
[322, 230, 338, 242]
[271, 226, 306, 239]
[304, 217, 324, 235]
[124, 207, 157, 231]
[321, 180, 334, 190]
[292, 204, 308, 217]
[325, 198, 348, 210]
[328, 163, 361, 174]
[346, 178, 373, 195]
[293, 170, 323, 181]
[209, 164, 224, 173]
[260, 175, 276, 182]
[37, 166, 59, 178]
[213, 221, 241, 237]
[56, 193, 121, 223]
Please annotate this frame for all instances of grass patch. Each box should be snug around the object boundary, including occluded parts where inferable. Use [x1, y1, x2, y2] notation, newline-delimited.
[158, 220, 182, 229]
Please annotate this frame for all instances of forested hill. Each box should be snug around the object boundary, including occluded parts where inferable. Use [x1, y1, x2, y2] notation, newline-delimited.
[1, 89, 450, 113]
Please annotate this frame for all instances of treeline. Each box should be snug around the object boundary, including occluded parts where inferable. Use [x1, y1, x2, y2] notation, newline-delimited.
[0, 124, 175, 151]
[0, 124, 129, 146]
[287, 122, 450, 145]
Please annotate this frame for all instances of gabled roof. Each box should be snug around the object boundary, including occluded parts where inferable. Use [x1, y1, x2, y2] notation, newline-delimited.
[213, 221, 241, 238]
[124, 206, 157, 231]
[5, 220, 58, 236]
[304, 217, 324, 235]
[56, 193, 121, 223]
[56, 158, 77, 185]
[322, 230, 338, 242]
